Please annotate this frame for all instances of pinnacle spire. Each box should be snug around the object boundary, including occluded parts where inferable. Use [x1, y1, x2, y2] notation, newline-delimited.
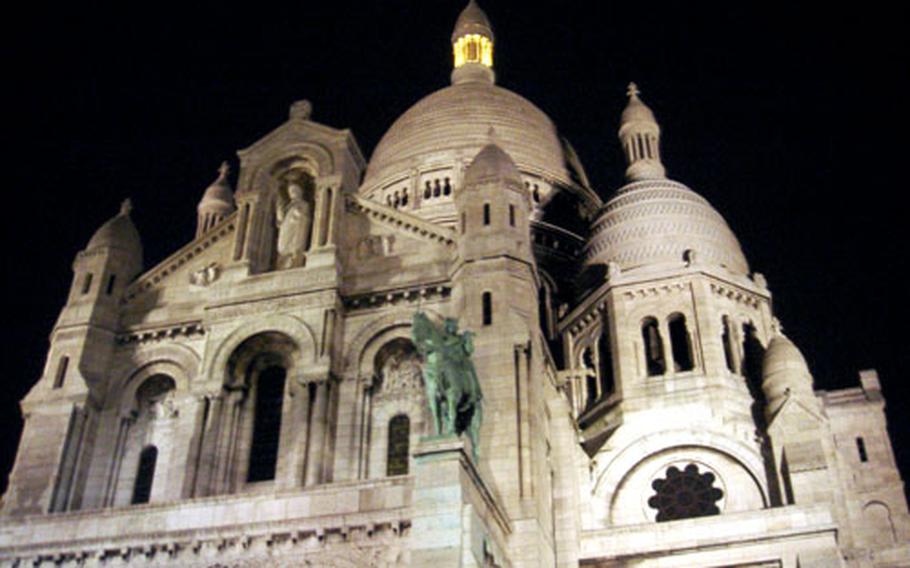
[619, 82, 666, 181]
[451, 0, 495, 85]
[119, 198, 133, 216]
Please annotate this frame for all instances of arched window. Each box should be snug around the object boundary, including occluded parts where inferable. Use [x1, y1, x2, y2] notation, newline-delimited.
[387, 414, 410, 476]
[740, 322, 764, 386]
[583, 348, 598, 408]
[642, 317, 666, 376]
[247, 366, 287, 482]
[482, 292, 493, 326]
[598, 327, 615, 396]
[668, 314, 694, 372]
[81, 273, 93, 295]
[106, 274, 117, 295]
[53, 356, 69, 389]
[131, 445, 158, 505]
[721, 316, 735, 372]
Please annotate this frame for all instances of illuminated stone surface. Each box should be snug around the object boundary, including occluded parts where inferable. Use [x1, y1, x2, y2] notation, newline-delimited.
[1, 2, 908, 567]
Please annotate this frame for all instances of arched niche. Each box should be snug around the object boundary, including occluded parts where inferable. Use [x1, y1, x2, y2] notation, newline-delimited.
[364, 337, 429, 479]
[207, 314, 317, 388]
[592, 431, 768, 528]
[345, 308, 445, 379]
[114, 355, 194, 418]
[223, 331, 300, 486]
[111, 372, 180, 507]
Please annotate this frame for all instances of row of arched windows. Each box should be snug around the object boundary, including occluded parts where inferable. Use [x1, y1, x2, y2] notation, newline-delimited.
[111, 336, 420, 509]
[642, 313, 694, 377]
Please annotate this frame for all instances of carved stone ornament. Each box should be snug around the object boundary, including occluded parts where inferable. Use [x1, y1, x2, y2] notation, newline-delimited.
[190, 262, 221, 287]
[357, 234, 395, 259]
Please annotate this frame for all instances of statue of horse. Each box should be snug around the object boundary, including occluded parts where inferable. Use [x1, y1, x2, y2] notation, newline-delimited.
[412, 311, 484, 461]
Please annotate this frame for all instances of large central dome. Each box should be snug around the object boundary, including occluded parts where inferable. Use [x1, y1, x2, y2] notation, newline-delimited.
[358, 1, 597, 230]
[362, 81, 578, 192]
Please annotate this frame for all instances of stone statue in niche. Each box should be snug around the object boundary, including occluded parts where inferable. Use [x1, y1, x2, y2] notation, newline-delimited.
[275, 179, 313, 269]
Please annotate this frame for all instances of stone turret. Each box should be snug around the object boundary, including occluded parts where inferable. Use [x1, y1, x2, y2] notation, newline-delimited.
[65, 199, 143, 324]
[196, 162, 236, 238]
[619, 83, 666, 181]
[762, 332, 818, 419]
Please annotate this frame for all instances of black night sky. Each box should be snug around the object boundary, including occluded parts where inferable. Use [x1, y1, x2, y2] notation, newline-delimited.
[2, 2, 908, 499]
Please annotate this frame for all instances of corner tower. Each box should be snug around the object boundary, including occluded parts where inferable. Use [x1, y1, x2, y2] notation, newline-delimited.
[563, 85, 776, 529]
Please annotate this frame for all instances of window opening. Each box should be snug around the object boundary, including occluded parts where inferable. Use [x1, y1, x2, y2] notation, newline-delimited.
[483, 203, 491, 225]
[509, 204, 516, 227]
[131, 446, 158, 505]
[482, 292, 493, 326]
[81, 273, 93, 295]
[387, 414, 410, 476]
[53, 356, 69, 389]
[598, 328, 615, 396]
[857, 437, 868, 462]
[721, 316, 735, 372]
[668, 314, 694, 372]
[247, 366, 286, 482]
[648, 464, 723, 522]
[106, 274, 116, 295]
[642, 318, 666, 376]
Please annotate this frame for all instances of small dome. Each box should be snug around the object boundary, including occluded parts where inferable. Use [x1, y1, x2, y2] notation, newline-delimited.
[87, 200, 143, 264]
[463, 143, 521, 186]
[452, 0, 493, 42]
[762, 334, 815, 416]
[584, 179, 749, 275]
[198, 162, 235, 211]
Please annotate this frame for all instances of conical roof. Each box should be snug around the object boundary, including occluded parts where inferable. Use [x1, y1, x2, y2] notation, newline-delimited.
[452, 0, 493, 42]
[463, 142, 521, 186]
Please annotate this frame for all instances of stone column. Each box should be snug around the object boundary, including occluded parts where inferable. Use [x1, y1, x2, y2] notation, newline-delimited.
[305, 381, 329, 486]
[278, 381, 309, 489]
[192, 394, 222, 497]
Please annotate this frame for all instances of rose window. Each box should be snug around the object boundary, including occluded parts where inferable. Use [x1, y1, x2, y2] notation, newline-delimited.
[648, 463, 723, 522]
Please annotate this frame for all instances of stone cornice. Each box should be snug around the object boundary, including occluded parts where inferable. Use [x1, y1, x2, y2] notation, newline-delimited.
[343, 282, 451, 312]
[560, 268, 769, 336]
[345, 194, 456, 247]
[115, 321, 205, 345]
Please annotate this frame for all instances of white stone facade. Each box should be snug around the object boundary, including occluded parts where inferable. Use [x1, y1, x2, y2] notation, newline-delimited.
[1, 2, 908, 567]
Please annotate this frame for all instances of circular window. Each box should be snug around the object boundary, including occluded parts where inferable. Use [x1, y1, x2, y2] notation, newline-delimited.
[648, 463, 723, 522]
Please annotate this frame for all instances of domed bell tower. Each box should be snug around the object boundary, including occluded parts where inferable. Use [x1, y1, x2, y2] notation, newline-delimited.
[451, 143, 558, 562]
[563, 85, 778, 527]
[3, 200, 143, 516]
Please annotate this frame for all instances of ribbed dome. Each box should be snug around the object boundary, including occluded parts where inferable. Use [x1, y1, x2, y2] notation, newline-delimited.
[87, 200, 143, 259]
[762, 334, 815, 416]
[362, 82, 577, 193]
[584, 179, 749, 275]
[464, 143, 521, 186]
